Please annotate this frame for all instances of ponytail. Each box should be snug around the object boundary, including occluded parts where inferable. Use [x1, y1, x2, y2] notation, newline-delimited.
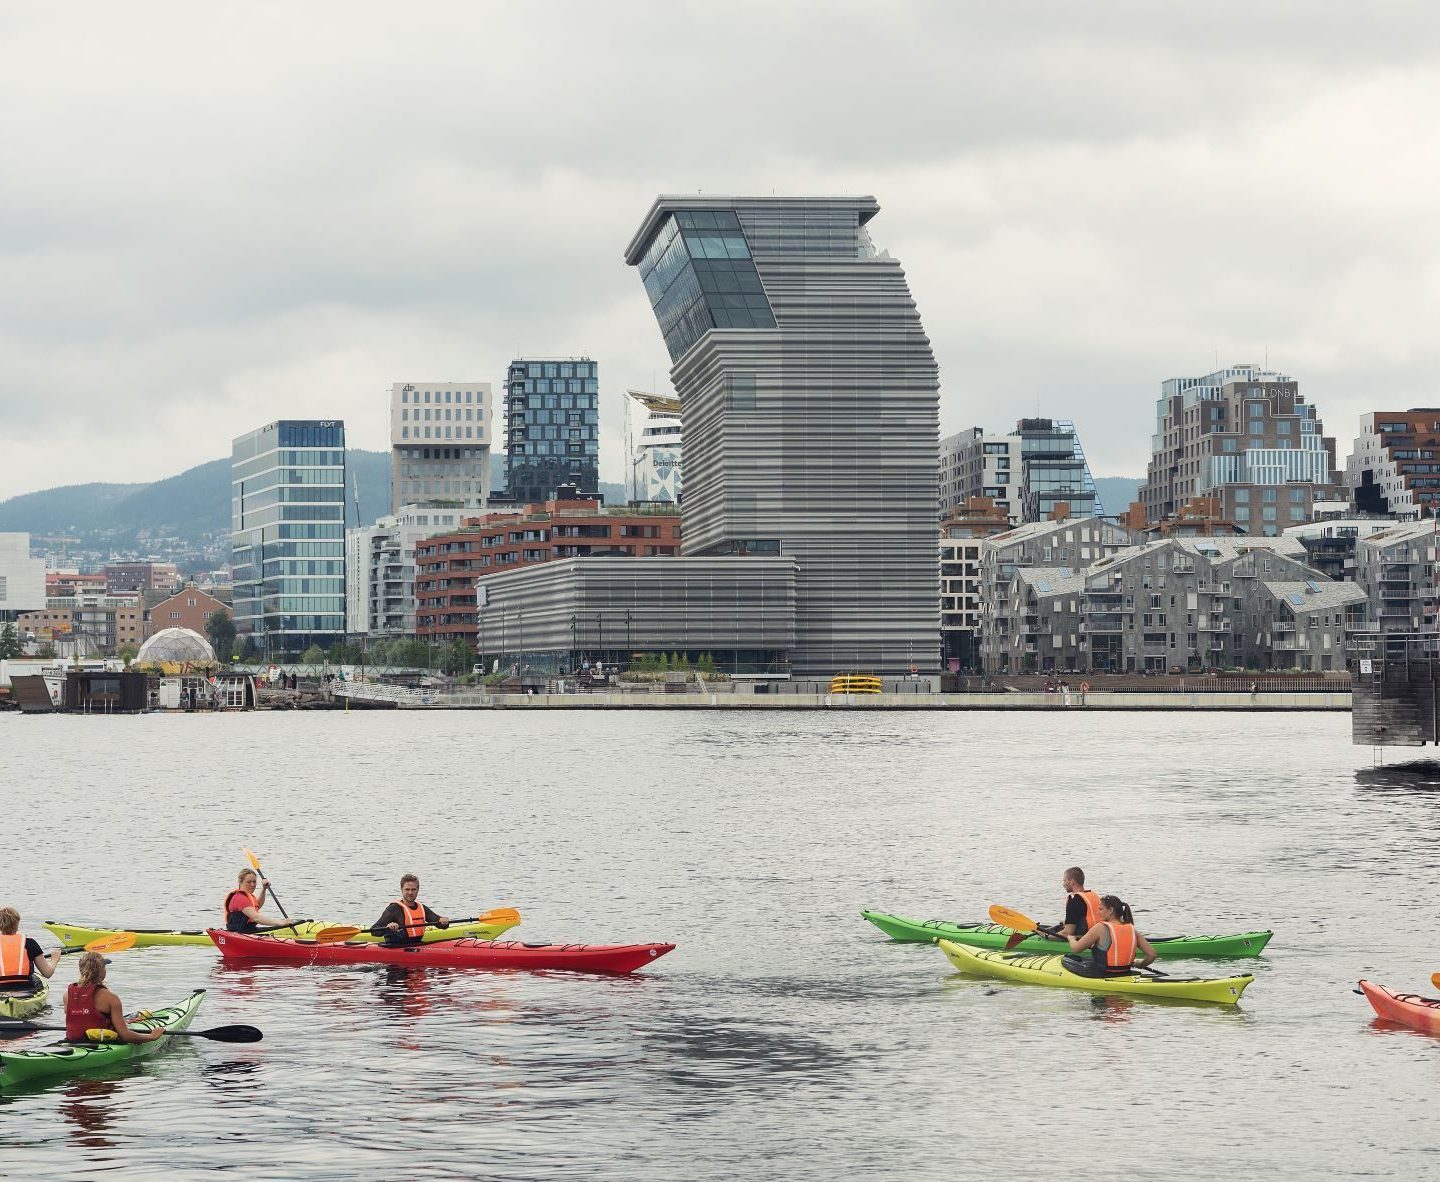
[1100, 894, 1133, 924]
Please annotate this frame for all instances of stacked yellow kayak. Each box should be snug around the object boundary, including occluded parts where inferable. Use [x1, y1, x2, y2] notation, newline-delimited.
[937, 939, 1253, 1005]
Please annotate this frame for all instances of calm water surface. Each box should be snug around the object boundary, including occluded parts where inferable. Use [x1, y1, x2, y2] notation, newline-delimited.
[1, 709, 1437, 1179]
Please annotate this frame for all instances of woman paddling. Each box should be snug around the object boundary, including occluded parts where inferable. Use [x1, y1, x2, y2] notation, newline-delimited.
[0, 906, 63, 988]
[224, 869, 291, 934]
[65, 952, 165, 1044]
[1063, 895, 1157, 977]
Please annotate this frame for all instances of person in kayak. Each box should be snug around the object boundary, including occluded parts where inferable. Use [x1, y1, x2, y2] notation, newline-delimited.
[1035, 867, 1101, 941]
[0, 906, 63, 987]
[370, 874, 450, 945]
[64, 952, 165, 1044]
[224, 868, 291, 934]
[1063, 895, 1157, 977]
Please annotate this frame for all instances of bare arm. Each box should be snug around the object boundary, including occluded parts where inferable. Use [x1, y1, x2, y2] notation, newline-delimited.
[97, 988, 163, 1044]
[241, 904, 289, 927]
[1067, 927, 1102, 953]
[1135, 933, 1157, 968]
[35, 948, 62, 979]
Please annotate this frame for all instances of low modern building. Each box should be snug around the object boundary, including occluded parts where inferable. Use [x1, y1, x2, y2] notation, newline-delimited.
[475, 555, 797, 675]
[0, 534, 46, 621]
[1139, 364, 1343, 531]
[940, 498, 1012, 669]
[1354, 520, 1439, 635]
[1346, 410, 1440, 519]
[414, 498, 683, 645]
[388, 381, 493, 512]
[346, 505, 469, 639]
[505, 358, 600, 502]
[105, 562, 181, 596]
[1241, 580, 1370, 670]
[19, 591, 146, 656]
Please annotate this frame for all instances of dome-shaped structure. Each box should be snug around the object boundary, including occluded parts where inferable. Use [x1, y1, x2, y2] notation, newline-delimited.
[136, 627, 215, 666]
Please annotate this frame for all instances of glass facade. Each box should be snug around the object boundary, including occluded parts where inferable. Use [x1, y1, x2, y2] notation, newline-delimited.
[505, 358, 600, 503]
[637, 212, 776, 362]
[231, 420, 347, 656]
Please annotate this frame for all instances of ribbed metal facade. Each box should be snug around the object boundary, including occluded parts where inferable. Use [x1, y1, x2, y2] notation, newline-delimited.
[625, 196, 940, 676]
[476, 556, 797, 674]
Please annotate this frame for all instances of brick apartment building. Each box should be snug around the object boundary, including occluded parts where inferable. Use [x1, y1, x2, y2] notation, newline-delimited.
[147, 584, 230, 638]
[415, 498, 682, 643]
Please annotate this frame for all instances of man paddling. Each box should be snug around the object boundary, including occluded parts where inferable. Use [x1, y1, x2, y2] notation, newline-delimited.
[370, 874, 450, 945]
[0, 907, 62, 988]
[1037, 866, 1102, 941]
[65, 952, 165, 1044]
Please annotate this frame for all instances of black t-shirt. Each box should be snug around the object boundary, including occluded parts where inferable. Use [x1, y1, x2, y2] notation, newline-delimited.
[0, 937, 46, 984]
[1064, 895, 1090, 934]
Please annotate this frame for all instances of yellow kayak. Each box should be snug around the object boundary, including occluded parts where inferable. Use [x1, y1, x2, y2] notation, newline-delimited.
[45, 915, 520, 950]
[936, 939, 1253, 1005]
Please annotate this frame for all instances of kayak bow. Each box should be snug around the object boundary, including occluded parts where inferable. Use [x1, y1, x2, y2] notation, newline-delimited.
[1358, 980, 1440, 1035]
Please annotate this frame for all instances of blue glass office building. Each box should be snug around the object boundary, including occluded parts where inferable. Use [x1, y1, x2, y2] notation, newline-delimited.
[505, 358, 600, 503]
[231, 420, 347, 656]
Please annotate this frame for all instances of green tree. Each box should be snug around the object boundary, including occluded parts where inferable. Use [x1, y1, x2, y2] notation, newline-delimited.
[442, 638, 476, 675]
[205, 610, 237, 664]
[300, 644, 326, 665]
[117, 643, 138, 664]
[0, 622, 20, 660]
[328, 640, 364, 664]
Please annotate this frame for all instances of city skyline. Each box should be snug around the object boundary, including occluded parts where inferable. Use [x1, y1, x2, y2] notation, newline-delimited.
[6, 4, 1440, 500]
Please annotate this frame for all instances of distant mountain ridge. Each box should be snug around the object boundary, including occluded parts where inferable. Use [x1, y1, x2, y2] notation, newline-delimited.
[0, 452, 626, 560]
[1094, 477, 1141, 515]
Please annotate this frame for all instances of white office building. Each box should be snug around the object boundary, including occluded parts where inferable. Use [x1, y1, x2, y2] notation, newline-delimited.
[625, 389, 683, 503]
[389, 382, 493, 513]
[0, 534, 46, 621]
[345, 504, 470, 637]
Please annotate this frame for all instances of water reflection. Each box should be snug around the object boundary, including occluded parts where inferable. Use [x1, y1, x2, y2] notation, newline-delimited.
[1355, 760, 1440, 794]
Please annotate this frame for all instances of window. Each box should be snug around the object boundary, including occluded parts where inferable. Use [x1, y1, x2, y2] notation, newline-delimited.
[1263, 488, 1277, 502]
[170, 611, 180, 619]
[1262, 507, 1277, 521]
[1289, 488, 1306, 502]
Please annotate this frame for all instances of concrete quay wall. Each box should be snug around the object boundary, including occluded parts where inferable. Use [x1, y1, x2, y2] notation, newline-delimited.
[406, 690, 1351, 711]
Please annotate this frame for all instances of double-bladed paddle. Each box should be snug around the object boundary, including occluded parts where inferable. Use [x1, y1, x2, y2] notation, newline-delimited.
[987, 904, 1168, 976]
[311, 907, 520, 945]
[244, 847, 290, 920]
[0, 1019, 262, 1043]
[54, 932, 137, 956]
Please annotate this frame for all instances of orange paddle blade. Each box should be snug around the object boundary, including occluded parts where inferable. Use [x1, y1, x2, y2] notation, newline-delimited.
[85, 932, 137, 954]
[313, 925, 364, 944]
[1431, 972, 1440, 990]
[477, 907, 520, 924]
[988, 904, 1039, 933]
[243, 848, 263, 871]
[1002, 930, 1029, 952]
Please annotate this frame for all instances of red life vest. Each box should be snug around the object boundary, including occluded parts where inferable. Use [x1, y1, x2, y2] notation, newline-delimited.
[225, 890, 258, 924]
[65, 982, 116, 1041]
[396, 899, 427, 940]
[1069, 889, 1102, 932]
[1102, 921, 1137, 969]
[0, 933, 32, 981]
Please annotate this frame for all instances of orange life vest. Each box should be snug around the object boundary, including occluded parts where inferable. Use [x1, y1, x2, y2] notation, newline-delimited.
[224, 890, 259, 930]
[396, 899, 427, 940]
[0, 933, 32, 980]
[1070, 889, 1102, 932]
[1102, 921, 1137, 969]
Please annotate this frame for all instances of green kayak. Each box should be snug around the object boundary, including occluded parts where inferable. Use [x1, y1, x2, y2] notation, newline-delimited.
[861, 911, 1272, 959]
[0, 990, 203, 1088]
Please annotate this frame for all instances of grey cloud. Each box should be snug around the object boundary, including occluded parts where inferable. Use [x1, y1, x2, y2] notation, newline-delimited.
[4, 2, 1440, 498]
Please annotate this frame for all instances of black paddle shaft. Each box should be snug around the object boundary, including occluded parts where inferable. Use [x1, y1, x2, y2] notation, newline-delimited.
[0, 1021, 262, 1043]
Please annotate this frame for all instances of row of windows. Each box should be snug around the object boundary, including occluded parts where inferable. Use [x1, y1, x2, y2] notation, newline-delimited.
[510, 442, 594, 457]
[399, 389, 482, 404]
[508, 379, 598, 396]
[400, 407, 483, 422]
[513, 361, 596, 380]
[401, 426, 481, 440]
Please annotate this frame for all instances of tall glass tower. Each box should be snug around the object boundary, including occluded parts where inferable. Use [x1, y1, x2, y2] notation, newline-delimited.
[624, 196, 940, 676]
[231, 420, 347, 657]
[504, 358, 599, 503]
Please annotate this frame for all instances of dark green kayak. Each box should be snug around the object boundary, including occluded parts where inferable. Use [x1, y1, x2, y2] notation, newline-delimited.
[0, 990, 203, 1088]
[861, 911, 1272, 959]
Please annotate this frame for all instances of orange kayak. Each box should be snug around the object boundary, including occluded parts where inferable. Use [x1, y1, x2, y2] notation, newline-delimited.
[1358, 980, 1440, 1034]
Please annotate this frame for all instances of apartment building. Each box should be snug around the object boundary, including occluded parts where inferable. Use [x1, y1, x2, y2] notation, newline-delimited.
[1346, 410, 1440, 519]
[940, 497, 1011, 669]
[1353, 520, 1439, 635]
[940, 420, 1103, 524]
[388, 381, 493, 513]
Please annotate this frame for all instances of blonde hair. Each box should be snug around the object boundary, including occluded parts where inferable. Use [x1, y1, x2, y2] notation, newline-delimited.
[0, 907, 18, 935]
[238, 868, 258, 887]
[77, 952, 107, 985]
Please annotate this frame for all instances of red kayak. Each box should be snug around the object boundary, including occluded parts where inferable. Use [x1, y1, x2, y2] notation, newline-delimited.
[208, 929, 674, 975]
[1358, 980, 1440, 1034]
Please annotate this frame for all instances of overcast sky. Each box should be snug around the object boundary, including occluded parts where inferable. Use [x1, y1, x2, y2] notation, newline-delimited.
[3, 2, 1440, 501]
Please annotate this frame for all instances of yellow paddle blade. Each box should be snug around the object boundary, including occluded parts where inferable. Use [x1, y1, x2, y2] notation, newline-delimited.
[243, 847, 262, 871]
[988, 904, 1040, 933]
[313, 925, 364, 944]
[84, 932, 137, 954]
